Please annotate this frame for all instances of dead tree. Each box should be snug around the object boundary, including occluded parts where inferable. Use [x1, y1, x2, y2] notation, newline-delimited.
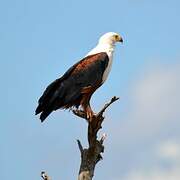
[40, 96, 119, 180]
[73, 96, 119, 180]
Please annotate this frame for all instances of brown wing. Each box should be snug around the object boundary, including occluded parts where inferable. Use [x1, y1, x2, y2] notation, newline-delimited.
[35, 52, 109, 122]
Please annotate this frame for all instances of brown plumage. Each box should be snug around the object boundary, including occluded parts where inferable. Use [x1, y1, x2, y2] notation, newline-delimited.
[35, 52, 109, 122]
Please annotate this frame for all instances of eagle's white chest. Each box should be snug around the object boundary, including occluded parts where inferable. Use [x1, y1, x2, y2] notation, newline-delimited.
[86, 43, 115, 83]
[102, 52, 113, 83]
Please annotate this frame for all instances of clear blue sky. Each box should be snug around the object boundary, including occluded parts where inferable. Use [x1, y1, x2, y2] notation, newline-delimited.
[1, 0, 180, 179]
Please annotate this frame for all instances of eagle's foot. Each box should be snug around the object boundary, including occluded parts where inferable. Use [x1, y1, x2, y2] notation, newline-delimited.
[86, 107, 94, 122]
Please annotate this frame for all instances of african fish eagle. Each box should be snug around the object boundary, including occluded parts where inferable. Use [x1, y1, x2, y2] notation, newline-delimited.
[35, 32, 123, 122]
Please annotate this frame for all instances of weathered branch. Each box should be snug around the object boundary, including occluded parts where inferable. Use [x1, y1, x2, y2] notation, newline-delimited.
[96, 96, 119, 117]
[77, 139, 84, 155]
[41, 171, 51, 180]
[73, 96, 119, 180]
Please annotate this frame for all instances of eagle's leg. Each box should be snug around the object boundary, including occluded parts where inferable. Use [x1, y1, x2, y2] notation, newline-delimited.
[81, 94, 94, 121]
[84, 104, 94, 121]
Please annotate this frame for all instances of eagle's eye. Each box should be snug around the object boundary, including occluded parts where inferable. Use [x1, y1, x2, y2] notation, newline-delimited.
[114, 35, 119, 40]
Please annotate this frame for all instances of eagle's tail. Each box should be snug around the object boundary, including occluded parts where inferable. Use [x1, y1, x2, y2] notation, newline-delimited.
[35, 105, 42, 115]
[35, 104, 53, 122]
[39, 109, 53, 122]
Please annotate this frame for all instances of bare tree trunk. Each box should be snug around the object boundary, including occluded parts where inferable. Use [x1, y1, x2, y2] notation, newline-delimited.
[77, 137, 105, 180]
[73, 96, 119, 180]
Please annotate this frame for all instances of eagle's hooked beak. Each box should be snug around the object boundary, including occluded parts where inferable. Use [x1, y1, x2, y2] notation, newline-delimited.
[119, 37, 123, 43]
[115, 35, 123, 43]
[118, 36, 123, 43]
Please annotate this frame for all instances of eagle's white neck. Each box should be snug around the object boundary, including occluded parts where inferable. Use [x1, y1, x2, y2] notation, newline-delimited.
[86, 41, 115, 57]
[86, 41, 116, 83]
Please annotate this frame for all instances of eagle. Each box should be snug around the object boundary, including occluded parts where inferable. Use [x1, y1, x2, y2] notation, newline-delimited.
[35, 32, 123, 122]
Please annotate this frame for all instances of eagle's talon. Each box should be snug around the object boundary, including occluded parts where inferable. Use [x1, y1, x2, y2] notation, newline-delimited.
[86, 111, 95, 122]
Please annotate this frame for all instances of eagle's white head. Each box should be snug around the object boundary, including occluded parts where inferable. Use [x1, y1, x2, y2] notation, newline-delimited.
[87, 32, 123, 57]
[98, 32, 123, 45]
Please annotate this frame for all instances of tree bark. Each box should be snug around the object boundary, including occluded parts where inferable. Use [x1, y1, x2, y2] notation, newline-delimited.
[41, 171, 51, 180]
[73, 96, 119, 180]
